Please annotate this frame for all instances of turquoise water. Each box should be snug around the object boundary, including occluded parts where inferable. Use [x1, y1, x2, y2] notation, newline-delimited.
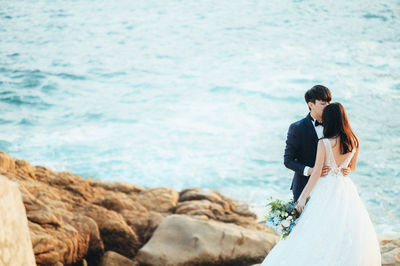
[1, 0, 399, 234]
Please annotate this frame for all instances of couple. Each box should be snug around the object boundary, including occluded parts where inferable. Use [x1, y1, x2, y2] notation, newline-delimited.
[261, 85, 381, 265]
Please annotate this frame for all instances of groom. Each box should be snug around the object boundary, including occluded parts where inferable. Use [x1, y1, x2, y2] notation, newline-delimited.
[284, 85, 350, 202]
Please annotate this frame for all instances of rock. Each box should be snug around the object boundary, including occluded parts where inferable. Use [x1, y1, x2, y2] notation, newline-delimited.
[379, 234, 400, 266]
[29, 212, 104, 265]
[138, 187, 179, 213]
[121, 210, 165, 244]
[179, 188, 223, 202]
[0, 152, 286, 265]
[6, 151, 400, 266]
[99, 251, 138, 266]
[92, 181, 145, 194]
[18, 181, 105, 265]
[135, 214, 279, 265]
[71, 215, 104, 265]
[176, 188, 262, 232]
[176, 199, 226, 218]
[79, 204, 140, 258]
[0, 175, 36, 266]
[94, 192, 147, 213]
[0, 152, 16, 173]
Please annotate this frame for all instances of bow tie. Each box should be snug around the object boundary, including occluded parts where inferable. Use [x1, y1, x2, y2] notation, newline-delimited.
[314, 120, 323, 127]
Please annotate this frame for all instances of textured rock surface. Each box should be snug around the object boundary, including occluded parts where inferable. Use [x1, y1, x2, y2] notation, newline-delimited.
[379, 234, 400, 266]
[135, 214, 279, 266]
[99, 251, 138, 266]
[0, 151, 277, 265]
[1, 151, 396, 266]
[0, 175, 36, 266]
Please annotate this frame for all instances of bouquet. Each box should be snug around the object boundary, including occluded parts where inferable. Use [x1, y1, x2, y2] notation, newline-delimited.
[263, 196, 310, 239]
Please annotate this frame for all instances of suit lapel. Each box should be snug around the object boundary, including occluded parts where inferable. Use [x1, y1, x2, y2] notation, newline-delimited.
[305, 113, 318, 142]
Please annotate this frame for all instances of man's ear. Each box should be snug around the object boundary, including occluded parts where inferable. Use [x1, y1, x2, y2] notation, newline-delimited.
[307, 101, 313, 110]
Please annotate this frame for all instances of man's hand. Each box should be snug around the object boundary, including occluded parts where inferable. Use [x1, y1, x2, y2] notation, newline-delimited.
[307, 167, 313, 176]
[307, 166, 330, 177]
[341, 166, 351, 176]
[321, 166, 330, 177]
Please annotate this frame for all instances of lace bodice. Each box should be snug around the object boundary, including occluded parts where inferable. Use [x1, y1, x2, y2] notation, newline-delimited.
[322, 138, 356, 176]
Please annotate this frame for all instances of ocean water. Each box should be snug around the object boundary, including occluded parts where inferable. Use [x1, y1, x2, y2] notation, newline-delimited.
[1, 0, 399, 234]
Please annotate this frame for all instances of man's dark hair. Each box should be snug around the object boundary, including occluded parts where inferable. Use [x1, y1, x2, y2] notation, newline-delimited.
[304, 85, 332, 109]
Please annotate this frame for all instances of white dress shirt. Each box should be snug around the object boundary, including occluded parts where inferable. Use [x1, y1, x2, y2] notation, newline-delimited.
[303, 117, 324, 176]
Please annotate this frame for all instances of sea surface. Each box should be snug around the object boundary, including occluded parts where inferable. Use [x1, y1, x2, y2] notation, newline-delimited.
[1, 0, 399, 234]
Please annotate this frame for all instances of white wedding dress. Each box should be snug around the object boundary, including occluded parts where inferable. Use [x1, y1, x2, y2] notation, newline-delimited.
[261, 138, 381, 266]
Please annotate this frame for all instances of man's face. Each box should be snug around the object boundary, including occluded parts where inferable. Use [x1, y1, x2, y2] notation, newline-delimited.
[309, 100, 330, 119]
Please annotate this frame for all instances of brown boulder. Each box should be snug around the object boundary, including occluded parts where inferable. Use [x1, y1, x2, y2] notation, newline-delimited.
[99, 251, 138, 266]
[0, 152, 16, 173]
[0, 176, 36, 266]
[179, 187, 223, 202]
[138, 187, 179, 213]
[93, 193, 146, 213]
[176, 199, 225, 219]
[121, 210, 165, 245]
[176, 188, 260, 231]
[92, 181, 145, 194]
[135, 214, 279, 266]
[379, 234, 400, 266]
[78, 204, 140, 259]
[0, 152, 281, 265]
[29, 214, 104, 265]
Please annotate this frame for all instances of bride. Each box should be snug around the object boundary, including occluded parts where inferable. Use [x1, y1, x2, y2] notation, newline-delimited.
[261, 102, 381, 266]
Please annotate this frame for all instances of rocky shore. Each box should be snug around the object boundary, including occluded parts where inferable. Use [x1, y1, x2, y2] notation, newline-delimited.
[0, 151, 398, 266]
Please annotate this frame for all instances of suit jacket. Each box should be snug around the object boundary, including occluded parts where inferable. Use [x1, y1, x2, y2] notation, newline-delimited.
[284, 113, 319, 202]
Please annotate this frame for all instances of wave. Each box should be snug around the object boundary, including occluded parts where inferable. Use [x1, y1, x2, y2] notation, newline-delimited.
[18, 118, 35, 126]
[0, 140, 12, 151]
[0, 68, 87, 82]
[363, 13, 388, 22]
[53, 73, 86, 80]
[0, 118, 13, 124]
[209, 86, 298, 102]
[0, 95, 53, 109]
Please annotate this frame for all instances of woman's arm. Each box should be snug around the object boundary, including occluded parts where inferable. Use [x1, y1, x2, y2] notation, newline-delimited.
[296, 139, 325, 212]
[349, 136, 360, 172]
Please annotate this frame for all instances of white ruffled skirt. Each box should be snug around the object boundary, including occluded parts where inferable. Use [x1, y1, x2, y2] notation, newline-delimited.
[261, 173, 381, 266]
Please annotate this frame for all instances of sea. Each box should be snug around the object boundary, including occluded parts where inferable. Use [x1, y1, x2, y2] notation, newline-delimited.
[1, 0, 399, 234]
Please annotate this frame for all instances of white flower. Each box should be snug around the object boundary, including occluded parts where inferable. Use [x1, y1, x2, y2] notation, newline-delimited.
[284, 212, 288, 217]
[288, 216, 293, 220]
[281, 219, 290, 227]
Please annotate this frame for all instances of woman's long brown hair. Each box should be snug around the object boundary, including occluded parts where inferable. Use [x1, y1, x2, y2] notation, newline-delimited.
[322, 102, 359, 154]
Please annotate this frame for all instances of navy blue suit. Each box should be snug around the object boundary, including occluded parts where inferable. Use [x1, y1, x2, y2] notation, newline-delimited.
[284, 113, 319, 202]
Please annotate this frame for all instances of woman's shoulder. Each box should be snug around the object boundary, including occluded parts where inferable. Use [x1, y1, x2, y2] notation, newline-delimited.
[317, 138, 327, 147]
[352, 134, 360, 147]
[319, 137, 337, 143]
